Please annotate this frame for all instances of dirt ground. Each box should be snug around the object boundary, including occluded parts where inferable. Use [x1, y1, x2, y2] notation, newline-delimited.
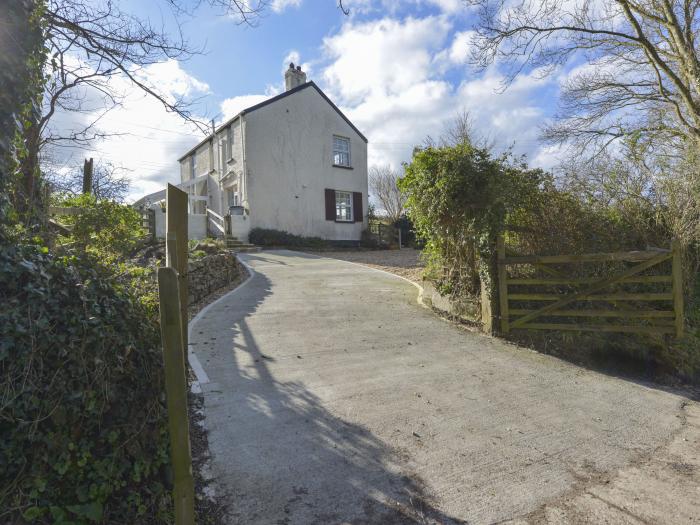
[306, 248, 425, 283]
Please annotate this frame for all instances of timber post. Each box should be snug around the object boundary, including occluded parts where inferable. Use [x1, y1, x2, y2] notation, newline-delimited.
[82, 158, 93, 195]
[672, 240, 684, 339]
[497, 234, 509, 334]
[166, 183, 189, 359]
[157, 267, 195, 525]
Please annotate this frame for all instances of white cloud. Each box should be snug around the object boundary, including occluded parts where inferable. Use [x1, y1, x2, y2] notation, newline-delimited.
[318, 16, 554, 171]
[282, 50, 312, 77]
[44, 14, 561, 205]
[426, 0, 464, 14]
[322, 16, 452, 104]
[271, 0, 303, 13]
[220, 95, 268, 121]
[44, 59, 211, 202]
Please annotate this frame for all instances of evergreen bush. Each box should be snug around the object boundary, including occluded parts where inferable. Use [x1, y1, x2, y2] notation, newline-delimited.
[0, 243, 172, 524]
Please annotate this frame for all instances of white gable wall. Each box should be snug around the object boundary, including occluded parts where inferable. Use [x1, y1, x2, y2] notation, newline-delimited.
[243, 87, 368, 241]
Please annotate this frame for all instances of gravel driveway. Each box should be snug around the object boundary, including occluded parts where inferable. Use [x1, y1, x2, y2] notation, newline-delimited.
[190, 250, 699, 524]
[305, 248, 424, 283]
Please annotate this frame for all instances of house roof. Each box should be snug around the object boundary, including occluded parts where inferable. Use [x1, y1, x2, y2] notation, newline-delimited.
[131, 188, 165, 208]
[177, 81, 368, 161]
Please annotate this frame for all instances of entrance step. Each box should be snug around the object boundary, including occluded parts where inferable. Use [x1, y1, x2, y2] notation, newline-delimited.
[224, 236, 260, 253]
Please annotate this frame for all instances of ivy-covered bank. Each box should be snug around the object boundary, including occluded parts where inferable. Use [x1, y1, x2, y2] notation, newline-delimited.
[0, 244, 172, 523]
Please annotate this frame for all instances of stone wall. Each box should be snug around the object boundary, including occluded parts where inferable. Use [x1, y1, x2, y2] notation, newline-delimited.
[187, 252, 242, 305]
[421, 281, 481, 327]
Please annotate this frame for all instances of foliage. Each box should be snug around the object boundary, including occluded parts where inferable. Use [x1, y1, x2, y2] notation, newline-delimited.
[189, 238, 227, 256]
[249, 228, 327, 248]
[0, 242, 172, 524]
[399, 143, 546, 298]
[54, 194, 145, 261]
[2, 0, 48, 235]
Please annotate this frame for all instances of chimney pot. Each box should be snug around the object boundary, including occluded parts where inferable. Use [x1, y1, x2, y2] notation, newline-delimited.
[289, 62, 295, 69]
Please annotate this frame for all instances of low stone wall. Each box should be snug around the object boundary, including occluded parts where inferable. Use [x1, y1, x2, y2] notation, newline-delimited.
[187, 252, 241, 305]
[421, 281, 481, 326]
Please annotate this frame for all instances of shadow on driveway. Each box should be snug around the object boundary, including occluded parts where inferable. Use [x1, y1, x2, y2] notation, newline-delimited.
[194, 266, 465, 525]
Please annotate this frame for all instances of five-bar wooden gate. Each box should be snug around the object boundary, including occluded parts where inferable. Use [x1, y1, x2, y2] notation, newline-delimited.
[497, 237, 684, 338]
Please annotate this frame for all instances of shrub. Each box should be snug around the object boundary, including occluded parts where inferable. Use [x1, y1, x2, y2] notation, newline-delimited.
[249, 228, 327, 248]
[399, 143, 546, 298]
[0, 242, 172, 523]
[54, 194, 146, 260]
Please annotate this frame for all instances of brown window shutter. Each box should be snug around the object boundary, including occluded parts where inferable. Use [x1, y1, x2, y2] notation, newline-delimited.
[325, 188, 335, 221]
[353, 192, 363, 223]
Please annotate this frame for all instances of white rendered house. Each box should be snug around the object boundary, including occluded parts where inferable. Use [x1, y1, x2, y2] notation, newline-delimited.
[147, 63, 369, 244]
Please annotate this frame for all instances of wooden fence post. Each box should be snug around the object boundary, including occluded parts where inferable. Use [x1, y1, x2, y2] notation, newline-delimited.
[672, 241, 684, 339]
[82, 157, 93, 194]
[497, 234, 509, 334]
[166, 183, 189, 358]
[157, 267, 195, 525]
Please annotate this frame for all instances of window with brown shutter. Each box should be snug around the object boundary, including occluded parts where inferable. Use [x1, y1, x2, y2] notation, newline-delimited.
[325, 188, 335, 221]
[353, 192, 363, 223]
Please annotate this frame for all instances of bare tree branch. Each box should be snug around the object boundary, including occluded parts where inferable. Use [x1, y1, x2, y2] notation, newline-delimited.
[469, 0, 700, 153]
[369, 165, 406, 223]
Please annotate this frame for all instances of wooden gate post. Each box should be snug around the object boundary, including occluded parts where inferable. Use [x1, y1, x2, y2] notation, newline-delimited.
[166, 183, 189, 358]
[157, 267, 195, 525]
[497, 235, 509, 334]
[672, 241, 684, 338]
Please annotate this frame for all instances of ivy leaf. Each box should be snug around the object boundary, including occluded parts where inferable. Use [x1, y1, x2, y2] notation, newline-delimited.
[66, 501, 103, 522]
[22, 506, 44, 520]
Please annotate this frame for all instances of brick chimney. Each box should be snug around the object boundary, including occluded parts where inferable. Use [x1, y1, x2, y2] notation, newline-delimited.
[285, 62, 307, 91]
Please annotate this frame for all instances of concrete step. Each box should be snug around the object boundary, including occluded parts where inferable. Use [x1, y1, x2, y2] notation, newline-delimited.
[222, 234, 259, 252]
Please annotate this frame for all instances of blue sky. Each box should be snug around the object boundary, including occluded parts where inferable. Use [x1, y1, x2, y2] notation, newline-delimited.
[50, 0, 567, 201]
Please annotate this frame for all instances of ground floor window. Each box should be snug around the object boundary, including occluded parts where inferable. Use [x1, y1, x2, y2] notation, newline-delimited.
[335, 191, 352, 222]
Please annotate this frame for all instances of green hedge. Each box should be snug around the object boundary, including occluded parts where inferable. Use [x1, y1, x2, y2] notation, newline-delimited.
[249, 228, 327, 248]
[0, 243, 172, 523]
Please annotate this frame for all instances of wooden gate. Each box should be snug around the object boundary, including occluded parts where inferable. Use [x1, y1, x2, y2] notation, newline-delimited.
[497, 237, 684, 338]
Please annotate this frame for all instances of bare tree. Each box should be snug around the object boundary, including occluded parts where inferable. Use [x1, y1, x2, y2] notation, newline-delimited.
[47, 160, 131, 202]
[469, 0, 700, 155]
[27, 0, 348, 212]
[369, 165, 406, 223]
[423, 111, 495, 150]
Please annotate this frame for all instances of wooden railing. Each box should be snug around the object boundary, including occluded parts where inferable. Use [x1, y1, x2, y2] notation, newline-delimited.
[206, 208, 225, 236]
[497, 237, 683, 338]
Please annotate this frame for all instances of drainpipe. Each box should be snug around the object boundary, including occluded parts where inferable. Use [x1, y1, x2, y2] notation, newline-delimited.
[240, 115, 248, 212]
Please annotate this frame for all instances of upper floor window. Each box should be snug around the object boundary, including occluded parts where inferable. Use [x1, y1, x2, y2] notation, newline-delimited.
[333, 136, 350, 167]
[191, 155, 197, 179]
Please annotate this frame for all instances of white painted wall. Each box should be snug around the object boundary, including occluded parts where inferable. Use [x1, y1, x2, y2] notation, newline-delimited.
[173, 85, 368, 242]
[243, 87, 368, 241]
[153, 206, 166, 239]
[153, 207, 206, 240]
[189, 214, 207, 240]
[230, 214, 251, 242]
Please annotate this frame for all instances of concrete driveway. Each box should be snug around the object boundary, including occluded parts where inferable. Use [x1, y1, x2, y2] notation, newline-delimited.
[190, 250, 699, 524]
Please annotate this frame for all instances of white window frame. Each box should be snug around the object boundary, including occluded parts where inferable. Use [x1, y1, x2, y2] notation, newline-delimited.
[335, 190, 353, 222]
[191, 155, 197, 180]
[333, 136, 351, 167]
